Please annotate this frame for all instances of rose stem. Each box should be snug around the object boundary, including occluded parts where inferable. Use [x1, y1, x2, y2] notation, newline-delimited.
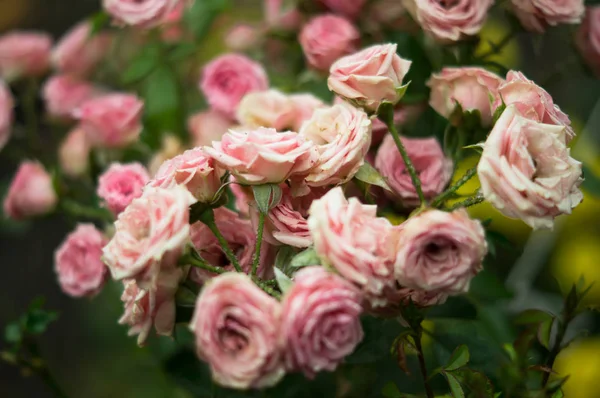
[414, 328, 435, 398]
[199, 209, 243, 273]
[183, 252, 226, 275]
[252, 277, 281, 300]
[431, 166, 478, 208]
[447, 194, 485, 211]
[60, 200, 113, 223]
[251, 211, 265, 278]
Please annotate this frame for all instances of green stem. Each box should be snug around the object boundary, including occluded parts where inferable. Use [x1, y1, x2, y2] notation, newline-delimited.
[477, 30, 516, 60]
[60, 200, 113, 222]
[183, 252, 226, 275]
[542, 312, 574, 387]
[37, 365, 69, 398]
[414, 328, 435, 398]
[252, 277, 281, 300]
[431, 167, 478, 208]
[252, 211, 266, 277]
[199, 209, 243, 273]
[447, 194, 485, 211]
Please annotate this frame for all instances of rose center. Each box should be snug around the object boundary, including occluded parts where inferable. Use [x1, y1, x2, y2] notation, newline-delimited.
[436, 0, 460, 9]
[219, 317, 249, 354]
[424, 239, 457, 262]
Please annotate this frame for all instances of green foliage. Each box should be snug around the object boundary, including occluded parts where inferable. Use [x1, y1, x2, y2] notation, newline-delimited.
[252, 184, 283, 214]
[184, 0, 231, 41]
[354, 162, 392, 191]
[289, 247, 321, 268]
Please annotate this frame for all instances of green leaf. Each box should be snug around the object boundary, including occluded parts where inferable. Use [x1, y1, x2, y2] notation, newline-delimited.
[88, 11, 110, 36]
[4, 322, 22, 344]
[354, 162, 391, 191]
[395, 82, 411, 102]
[382, 382, 402, 398]
[121, 49, 159, 84]
[274, 246, 299, 277]
[452, 369, 495, 398]
[537, 317, 554, 350]
[274, 268, 293, 294]
[290, 247, 321, 268]
[184, 0, 231, 40]
[25, 309, 58, 334]
[445, 345, 470, 371]
[445, 372, 465, 398]
[175, 286, 197, 307]
[252, 184, 282, 214]
[514, 309, 553, 325]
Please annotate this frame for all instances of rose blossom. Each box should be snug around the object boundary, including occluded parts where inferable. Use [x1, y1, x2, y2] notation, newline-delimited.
[0, 79, 14, 151]
[204, 127, 317, 185]
[3, 161, 57, 220]
[289, 93, 326, 131]
[200, 53, 269, 119]
[299, 14, 360, 71]
[148, 135, 185, 177]
[577, 7, 600, 76]
[375, 134, 453, 207]
[0, 32, 52, 81]
[161, 2, 186, 42]
[97, 162, 150, 216]
[225, 25, 261, 51]
[42, 75, 97, 121]
[77, 93, 144, 148]
[236, 89, 296, 131]
[328, 44, 412, 112]
[281, 266, 363, 377]
[427, 67, 504, 126]
[103, 0, 185, 28]
[59, 127, 91, 177]
[394, 209, 487, 293]
[319, 0, 366, 20]
[478, 105, 583, 229]
[264, 0, 302, 30]
[190, 273, 284, 389]
[510, 0, 585, 33]
[54, 224, 108, 297]
[188, 110, 232, 147]
[102, 186, 195, 287]
[300, 103, 371, 187]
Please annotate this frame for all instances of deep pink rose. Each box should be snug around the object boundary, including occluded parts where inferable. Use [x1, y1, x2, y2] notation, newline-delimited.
[97, 162, 150, 216]
[510, 0, 584, 32]
[200, 53, 269, 119]
[52, 21, 112, 77]
[59, 127, 91, 177]
[77, 93, 144, 148]
[188, 110, 232, 147]
[103, 0, 186, 28]
[328, 44, 412, 112]
[375, 134, 453, 208]
[319, 0, 366, 20]
[0, 31, 52, 81]
[190, 273, 284, 389]
[577, 7, 600, 76]
[478, 105, 583, 229]
[236, 89, 296, 131]
[102, 186, 195, 287]
[55, 224, 108, 297]
[289, 93, 326, 131]
[427, 67, 504, 126]
[204, 127, 317, 185]
[281, 266, 363, 378]
[3, 161, 57, 220]
[225, 25, 261, 51]
[300, 14, 360, 71]
[0, 79, 14, 151]
[394, 209, 487, 294]
[42, 75, 97, 121]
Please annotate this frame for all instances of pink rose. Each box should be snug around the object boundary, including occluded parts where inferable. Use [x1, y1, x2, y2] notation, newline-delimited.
[188, 110, 232, 147]
[510, 0, 585, 32]
[161, 2, 186, 42]
[200, 53, 269, 119]
[328, 44, 412, 112]
[0, 79, 14, 151]
[42, 75, 97, 121]
[148, 135, 185, 177]
[289, 93, 326, 131]
[225, 25, 261, 51]
[59, 127, 91, 177]
[264, 0, 302, 30]
[403, 0, 493, 42]
[319, 0, 367, 20]
[375, 134, 453, 208]
[3, 161, 57, 220]
[190, 273, 284, 389]
[308, 187, 397, 306]
[229, 177, 252, 216]
[478, 105, 583, 229]
[77, 93, 144, 148]
[299, 14, 360, 71]
[52, 21, 112, 77]
[97, 162, 150, 216]
[150, 148, 224, 203]
[102, 186, 195, 287]
[103, 0, 185, 28]
[236, 89, 296, 131]
[281, 266, 363, 378]
[204, 127, 317, 185]
[300, 103, 372, 187]
[0, 31, 52, 81]
[394, 209, 487, 293]
[577, 7, 600, 76]
[54, 224, 108, 297]
[427, 67, 504, 126]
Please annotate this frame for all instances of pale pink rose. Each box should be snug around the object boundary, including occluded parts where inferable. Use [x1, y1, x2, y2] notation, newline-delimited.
[427, 67, 504, 126]
[494, 71, 575, 143]
[577, 7, 600, 76]
[77, 93, 144, 148]
[59, 127, 91, 177]
[394, 209, 486, 293]
[281, 266, 363, 378]
[375, 134, 453, 208]
[236, 89, 296, 131]
[0, 79, 14, 151]
[3, 161, 57, 220]
[103, 0, 186, 28]
[264, 0, 302, 30]
[102, 186, 195, 287]
[188, 110, 232, 147]
[328, 44, 412, 112]
[0, 32, 52, 81]
[200, 53, 269, 119]
[97, 162, 150, 216]
[204, 127, 317, 185]
[161, 3, 186, 42]
[225, 25, 261, 51]
[478, 105, 583, 229]
[42, 75, 97, 121]
[300, 14, 360, 71]
[403, 0, 493, 42]
[229, 176, 252, 216]
[52, 21, 112, 77]
[289, 93, 326, 131]
[54, 224, 108, 297]
[190, 273, 284, 389]
[308, 187, 397, 306]
[510, 0, 585, 32]
[119, 267, 185, 346]
[319, 0, 367, 20]
[300, 103, 372, 187]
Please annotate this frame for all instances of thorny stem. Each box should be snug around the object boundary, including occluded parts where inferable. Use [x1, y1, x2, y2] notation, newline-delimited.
[431, 167, 478, 208]
[184, 252, 226, 275]
[447, 194, 485, 211]
[252, 211, 265, 278]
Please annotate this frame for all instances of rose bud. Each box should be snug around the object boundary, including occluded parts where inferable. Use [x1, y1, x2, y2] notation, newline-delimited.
[200, 53, 269, 119]
[97, 162, 150, 216]
[299, 14, 360, 72]
[427, 67, 504, 127]
[42, 75, 98, 121]
[188, 110, 232, 147]
[0, 31, 52, 81]
[281, 266, 364, 378]
[375, 134, 453, 208]
[190, 273, 284, 389]
[225, 24, 261, 52]
[54, 224, 108, 298]
[510, 0, 585, 33]
[577, 7, 600, 76]
[478, 105, 583, 229]
[328, 43, 412, 112]
[59, 127, 91, 178]
[3, 161, 57, 220]
[103, 0, 187, 28]
[77, 93, 144, 148]
[319, 0, 366, 20]
[0, 79, 14, 151]
[289, 93, 326, 131]
[394, 209, 487, 294]
[300, 103, 372, 187]
[236, 89, 296, 131]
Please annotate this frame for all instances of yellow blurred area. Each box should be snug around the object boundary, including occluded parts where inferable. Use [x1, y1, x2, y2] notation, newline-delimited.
[0, 0, 29, 31]
[554, 338, 600, 397]
[474, 19, 520, 69]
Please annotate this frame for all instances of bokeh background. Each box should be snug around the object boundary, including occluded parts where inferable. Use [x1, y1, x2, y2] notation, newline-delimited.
[1, 1, 600, 397]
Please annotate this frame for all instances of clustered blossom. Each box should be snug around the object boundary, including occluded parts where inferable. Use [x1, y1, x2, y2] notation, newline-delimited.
[103, 0, 188, 29]
[0, 31, 52, 81]
[510, 0, 585, 33]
